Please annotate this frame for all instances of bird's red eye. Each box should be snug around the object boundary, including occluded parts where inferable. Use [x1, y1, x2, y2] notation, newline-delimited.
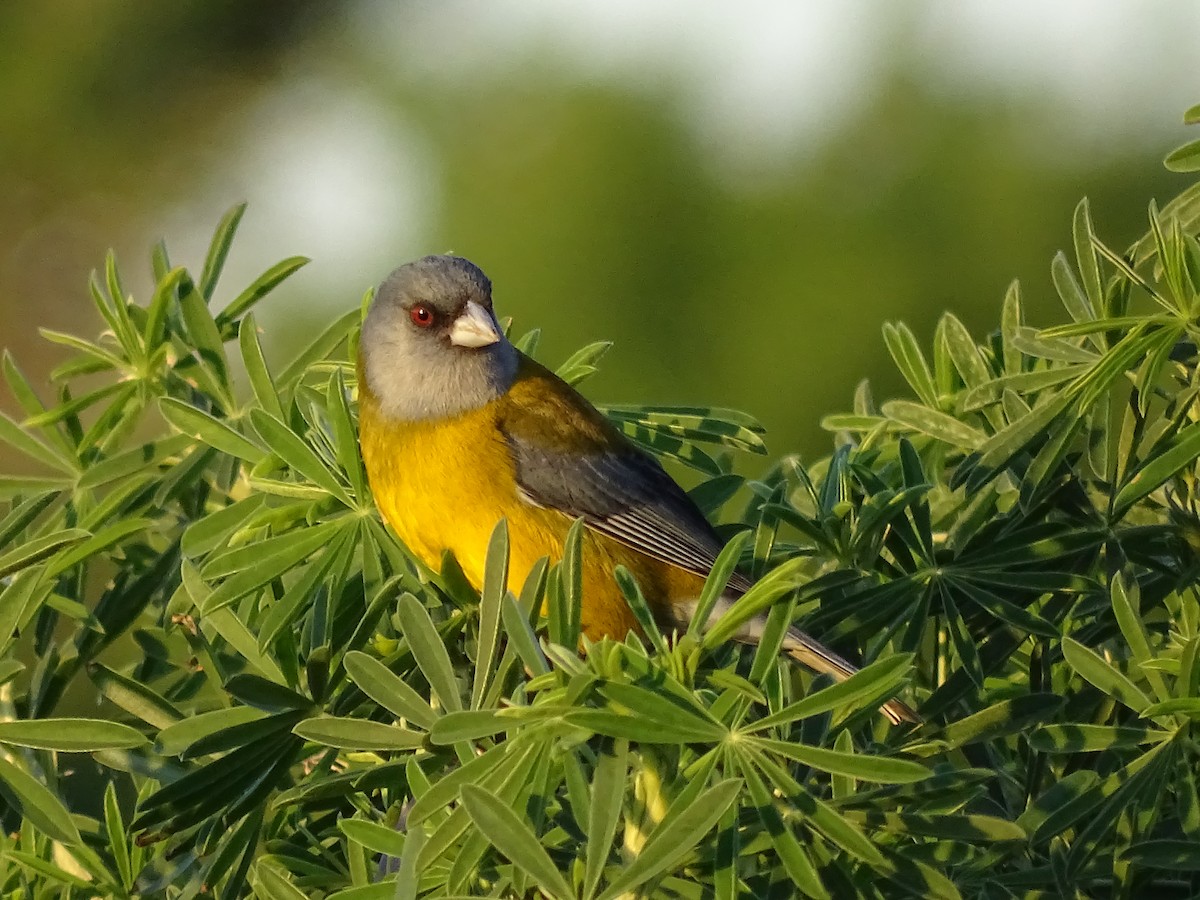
[410, 305, 435, 327]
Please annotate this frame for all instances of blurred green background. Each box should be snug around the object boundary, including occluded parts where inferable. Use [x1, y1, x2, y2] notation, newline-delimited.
[2, 0, 1197, 469]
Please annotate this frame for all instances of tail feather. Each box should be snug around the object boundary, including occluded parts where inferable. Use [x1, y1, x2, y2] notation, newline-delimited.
[782, 626, 921, 726]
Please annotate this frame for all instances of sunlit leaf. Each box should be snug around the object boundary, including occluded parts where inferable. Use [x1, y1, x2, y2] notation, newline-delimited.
[461, 784, 574, 900]
[293, 716, 425, 751]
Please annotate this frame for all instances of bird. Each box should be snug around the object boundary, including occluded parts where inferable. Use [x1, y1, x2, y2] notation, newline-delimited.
[356, 255, 919, 725]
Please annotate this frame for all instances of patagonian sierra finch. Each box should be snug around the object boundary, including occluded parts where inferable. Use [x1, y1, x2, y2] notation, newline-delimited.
[356, 254, 919, 725]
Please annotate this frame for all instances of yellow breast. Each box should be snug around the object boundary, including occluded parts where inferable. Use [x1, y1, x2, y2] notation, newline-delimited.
[358, 390, 703, 639]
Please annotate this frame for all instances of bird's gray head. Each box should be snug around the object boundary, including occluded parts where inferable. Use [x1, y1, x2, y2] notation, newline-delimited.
[359, 255, 518, 421]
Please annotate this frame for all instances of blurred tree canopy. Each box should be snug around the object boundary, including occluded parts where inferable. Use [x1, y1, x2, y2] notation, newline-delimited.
[0, 1, 1186, 466]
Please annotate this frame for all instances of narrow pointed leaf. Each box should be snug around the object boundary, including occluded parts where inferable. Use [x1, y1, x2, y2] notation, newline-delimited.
[249, 409, 354, 507]
[1062, 637, 1151, 712]
[160, 398, 265, 464]
[397, 593, 462, 713]
[293, 717, 424, 751]
[0, 718, 146, 752]
[0, 757, 81, 845]
[217, 256, 309, 329]
[460, 784, 574, 900]
[597, 779, 742, 900]
[200, 203, 246, 300]
[344, 651, 437, 731]
[881, 400, 986, 450]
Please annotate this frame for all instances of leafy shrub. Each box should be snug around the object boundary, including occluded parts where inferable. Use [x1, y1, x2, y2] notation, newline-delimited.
[2, 114, 1200, 898]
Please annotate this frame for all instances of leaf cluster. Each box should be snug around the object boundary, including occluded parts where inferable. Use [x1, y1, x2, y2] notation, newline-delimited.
[2, 118, 1200, 897]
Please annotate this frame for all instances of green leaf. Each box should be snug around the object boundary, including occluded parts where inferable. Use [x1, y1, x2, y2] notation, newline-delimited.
[180, 494, 269, 559]
[156, 707, 266, 757]
[0, 660, 25, 687]
[796, 790, 887, 866]
[472, 520, 508, 710]
[406, 739, 528, 828]
[252, 860, 308, 900]
[390, 812, 425, 900]
[144, 265, 187, 347]
[960, 365, 1084, 410]
[847, 810, 1025, 842]
[217, 256, 309, 330]
[614, 567, 668, 657]
[1050, 251, 1095, 327]
[937, 312, 990, 388]
[1139, 697, 1200, 718]
[501, 589, 550, 677]
[343, 651, 437, 731]
[1121, 839, 1200, 870]
[224, 673, 312, 712]
[603, 405, 768, 455]
[293, 717, 425, 751]
[971, 394, 1073, 483]
[584, 739, 628, 900]
[0, 718, 146, 752]
[0, 411, 77, 473]
[0, 756, 81, 845]
[1069, 323, 1161, 412]
[182, 710, 303, 760]
[598, 682, 724, 740]
[597, 779, 742, 900]
[338, 817, 407, 860]
[396, 592, 463, 713]
[1072, 199, 1104, 319]
[565, 708, 717, 745]
[238, 313, 286, 419]
[1008, 326, 1098, 364]
[933, 694, 1063, 751]
[883, 321, 937, 407]
[276, 307, 360, 390]
[200, 203, 246, 300]
[428, 709, 508, 744]
[738, 752, 828, 898]
[687, 530, 753, 641]
[460, 784, 574, 900]
[702, 556, 808, 648]
[1110, 574, 1169, 702]
[202, 605, 289, 684]
[881, 400, 986, 450]
[89, 662, 183, 729]
[159, 398, 266, 465]
[1027, 724, 1172, 753]
[1115, 419, 1200, 515]
[37, 328, 125, 372]
[556, 340, 612, 385]
[326, 369, 367, 500]
[178, 278, 231, 396]
[103, 781, 132, 889]
[0, 572, 53, 657]
[102, 252, 138, 350]
[1165, 137, 1200, 173]
[77, 433, 194, 489]
[203, 522, 337, 579]
[0, 528, 90, 579]
[249, 409, 354, 507]
[748, 654, 914, 731]
[751, 737, 929, 783]
[1062, 636, 1151, 712]
[200, 520, 344, 613]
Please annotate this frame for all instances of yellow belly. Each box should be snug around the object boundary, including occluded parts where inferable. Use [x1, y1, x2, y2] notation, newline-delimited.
[359, 394, 702, 639]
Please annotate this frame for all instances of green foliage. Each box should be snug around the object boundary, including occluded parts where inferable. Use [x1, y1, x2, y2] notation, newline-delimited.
[2, 125, 1200, 899]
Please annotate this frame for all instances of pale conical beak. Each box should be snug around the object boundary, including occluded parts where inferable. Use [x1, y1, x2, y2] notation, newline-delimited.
[448, 300, 501, 348]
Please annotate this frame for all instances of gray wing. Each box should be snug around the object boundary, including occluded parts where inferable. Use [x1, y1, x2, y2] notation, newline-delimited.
[502, 429, 753, 595]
